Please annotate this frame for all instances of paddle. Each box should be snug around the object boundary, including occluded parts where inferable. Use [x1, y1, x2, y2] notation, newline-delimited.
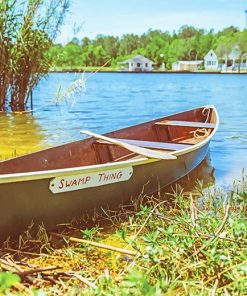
[80, 130, 177, 160]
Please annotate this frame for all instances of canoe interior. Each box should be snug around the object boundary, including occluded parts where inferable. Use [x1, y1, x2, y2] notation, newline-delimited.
[0, 107, 216, 175]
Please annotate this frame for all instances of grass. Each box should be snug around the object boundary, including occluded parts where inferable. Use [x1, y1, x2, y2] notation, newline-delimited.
[0, 174, 246, 295]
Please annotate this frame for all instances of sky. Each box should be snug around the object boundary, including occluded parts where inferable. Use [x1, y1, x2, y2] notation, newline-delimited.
[56, 0, 247, 43]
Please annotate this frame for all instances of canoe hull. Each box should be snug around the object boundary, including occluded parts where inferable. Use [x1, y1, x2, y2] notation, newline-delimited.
[0, 141, 209, 240]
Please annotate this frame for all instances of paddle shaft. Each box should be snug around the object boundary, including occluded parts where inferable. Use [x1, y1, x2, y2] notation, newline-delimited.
[80, 130, 176, 160]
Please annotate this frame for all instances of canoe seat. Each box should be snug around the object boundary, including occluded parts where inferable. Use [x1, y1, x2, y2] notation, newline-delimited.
[155, 120, 216, 129]
[96, 138, 191, 151]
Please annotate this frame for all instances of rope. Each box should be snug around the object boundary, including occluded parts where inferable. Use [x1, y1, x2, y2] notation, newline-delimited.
[202, 106, 211, 123]
[190, 128, 210, 139]
[189, 106, 212, 139]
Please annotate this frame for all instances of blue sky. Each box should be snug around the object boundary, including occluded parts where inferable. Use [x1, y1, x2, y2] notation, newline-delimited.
[56, 0, 247, 43]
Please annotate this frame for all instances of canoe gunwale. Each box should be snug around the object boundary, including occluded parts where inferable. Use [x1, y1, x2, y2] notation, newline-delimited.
[0, 105, 219, 185]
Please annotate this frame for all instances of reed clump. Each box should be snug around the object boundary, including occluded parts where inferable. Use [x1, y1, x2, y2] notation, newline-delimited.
[0, 0, 70, 112]
[0, 174, 246, 295]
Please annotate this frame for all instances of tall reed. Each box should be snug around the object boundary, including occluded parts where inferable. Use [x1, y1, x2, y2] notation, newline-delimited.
[0, 0, 70, 112]
[0, 0, 17, 111]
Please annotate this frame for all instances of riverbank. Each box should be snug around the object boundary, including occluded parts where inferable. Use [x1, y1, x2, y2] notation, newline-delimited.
[0, 173, 246, 295]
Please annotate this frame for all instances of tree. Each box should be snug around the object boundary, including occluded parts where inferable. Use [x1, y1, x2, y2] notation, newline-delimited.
[216, 35, 235, 70]
[178, 25, 203, 39]
[60, 42, 83, 68]
[218, 26, 239, 37]
[46, 44, 64, 68]
[167, 39, 188, 65]
[236, 29, 247, 72]
[118, 34, 140, 56]
[197, 32, 216, 59]
[146, 36, 168, 64]
[47, 25, 246, 73]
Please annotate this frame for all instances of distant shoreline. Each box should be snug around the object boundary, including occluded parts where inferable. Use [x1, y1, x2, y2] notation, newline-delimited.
[50, 70, 247, 74]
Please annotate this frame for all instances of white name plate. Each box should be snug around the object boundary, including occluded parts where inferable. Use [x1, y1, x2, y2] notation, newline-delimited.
[49, 167, 133, 194]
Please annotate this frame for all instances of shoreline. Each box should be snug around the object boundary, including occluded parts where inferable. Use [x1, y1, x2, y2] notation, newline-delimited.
[50, 69, 247, 74]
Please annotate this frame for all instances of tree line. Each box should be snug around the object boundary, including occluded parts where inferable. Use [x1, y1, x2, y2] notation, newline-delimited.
[1, 0, 247, 113]
[48, 26, 247, 70]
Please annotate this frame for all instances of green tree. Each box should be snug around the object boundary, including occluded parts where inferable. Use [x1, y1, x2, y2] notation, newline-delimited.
[167, 39, 188, 65]
[60, 42, 83, 68]
[236, 29, 247, 71]
[218, 26, 239, 37]
[178, 25, 203, 39]
[146, 36, 168, 65]
[197, 31, 216, 59]
[48, 26, 246, 73]
[118, 34, 140, 56]
[216, 35, 235, 70]
[46, 44, 64, 67]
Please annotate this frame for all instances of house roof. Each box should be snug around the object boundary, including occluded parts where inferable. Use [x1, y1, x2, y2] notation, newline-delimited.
[204, 49, 218, 60]
[121, 55, 154, 64]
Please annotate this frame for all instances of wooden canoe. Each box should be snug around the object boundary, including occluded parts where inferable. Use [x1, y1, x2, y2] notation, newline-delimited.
[0, 105, 219, 240]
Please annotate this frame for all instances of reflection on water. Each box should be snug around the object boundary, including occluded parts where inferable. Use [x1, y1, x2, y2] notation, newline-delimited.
[0, 113, 48, 160]
[170, 155, 215, 192]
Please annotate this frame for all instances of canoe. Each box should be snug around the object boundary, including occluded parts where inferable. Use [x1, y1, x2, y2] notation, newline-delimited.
[0, 105, 219, 240]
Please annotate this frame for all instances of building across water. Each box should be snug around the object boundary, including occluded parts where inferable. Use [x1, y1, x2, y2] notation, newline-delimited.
[172, 60, 203, 72]
[119, 55, 154, 72]
[204, 49, 247, 72]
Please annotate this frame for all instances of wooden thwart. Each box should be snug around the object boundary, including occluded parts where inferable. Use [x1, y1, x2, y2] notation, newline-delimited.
[97, 138, 191, 151]
[80, 130, 177, 160]
[155, 120, 216, 129]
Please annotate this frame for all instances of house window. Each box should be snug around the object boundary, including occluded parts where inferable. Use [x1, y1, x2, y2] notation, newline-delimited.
[137, 63, 141, 67]
[131, 63, 133, 66]
[145, 63, 148, 67]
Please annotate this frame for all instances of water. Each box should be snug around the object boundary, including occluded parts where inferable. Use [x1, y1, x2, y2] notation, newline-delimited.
[0, 73, 246, 185]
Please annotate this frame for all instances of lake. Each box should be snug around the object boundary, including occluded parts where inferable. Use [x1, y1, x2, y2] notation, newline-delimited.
[0, 73, 246, 186]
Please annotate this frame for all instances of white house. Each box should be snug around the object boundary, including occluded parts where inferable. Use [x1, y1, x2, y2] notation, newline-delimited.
[172, 60, 203, 71]
[204, 47, 247, 71]
[120, 55, 154, 72]
[204, 50, 219, 70]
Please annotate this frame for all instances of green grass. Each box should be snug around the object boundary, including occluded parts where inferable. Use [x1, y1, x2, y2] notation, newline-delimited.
[0, 174, 246, 295]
